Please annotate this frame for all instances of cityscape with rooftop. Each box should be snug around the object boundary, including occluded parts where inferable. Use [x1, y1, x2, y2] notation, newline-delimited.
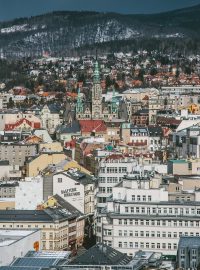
[1, 0, 200, 269]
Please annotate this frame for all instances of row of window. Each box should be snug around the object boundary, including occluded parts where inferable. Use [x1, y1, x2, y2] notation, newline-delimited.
[0, 224, 55, 228]
[131, 195, 152, 201]
[131, 133, 147, 136]
[99, 177, 120, 183]
[99, 187, 112, 193]
[97, 197, 106, 203]
[181, 248, 197, 255]
[117, 219, 200, 227]
[122, 205, 200, 216]
[99, 167, 127, 173]
[118, 241, 177, 250]
[117, 230, 200, 238]
[0, 188, 14, 193]
[42, 241, 57, 250]
[42, 232, 54, 239]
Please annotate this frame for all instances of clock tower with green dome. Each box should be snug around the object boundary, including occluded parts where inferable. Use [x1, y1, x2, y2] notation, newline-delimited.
[91, 60, 103, 119]
[75, 58, 119, 121]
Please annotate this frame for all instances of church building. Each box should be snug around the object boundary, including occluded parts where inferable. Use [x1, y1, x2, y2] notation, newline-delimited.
[76, 61, 118, 120]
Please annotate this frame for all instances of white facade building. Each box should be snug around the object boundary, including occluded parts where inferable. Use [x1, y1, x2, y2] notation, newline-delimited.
[169, 127, 200, 159]
[0, 161, 21, 180]
[97, 155, 138, 212]
[96, 173, 200, 256]
[161, 85, 200, 95]
[53, 169, 95, 214]
[15, 176, 43, 210]
[40, 105, 61, 134]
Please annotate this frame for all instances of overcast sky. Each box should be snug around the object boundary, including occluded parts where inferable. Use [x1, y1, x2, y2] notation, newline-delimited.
[1, 0, 200, 21]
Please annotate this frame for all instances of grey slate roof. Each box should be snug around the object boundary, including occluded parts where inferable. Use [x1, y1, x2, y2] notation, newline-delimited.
[0, 160, 9, 166]
[0, 208, 75, 222]
[133, 109, 149, 115]
[56, 121, 80, 134]
[0, 182, 19, 188]
[54, 170, 96, 186]
[148, 126, 163, 137]
[47, 104, 60, 114]
[12, 257, 57, 268]
[0, 267, 42, 270]
[178, 236, 200, 248]
[70, 243, 131, 265]
[130, 126, 148, 134]
[53, 194, 83, 216]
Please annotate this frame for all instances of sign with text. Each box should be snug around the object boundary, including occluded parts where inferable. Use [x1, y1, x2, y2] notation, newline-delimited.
[61, 187, 80, 197]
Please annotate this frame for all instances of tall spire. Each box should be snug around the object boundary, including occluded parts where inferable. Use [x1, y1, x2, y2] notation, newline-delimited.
[93, 61, 100, 83]
[76, 87, 83, 114]
[93, 51, 100, 83]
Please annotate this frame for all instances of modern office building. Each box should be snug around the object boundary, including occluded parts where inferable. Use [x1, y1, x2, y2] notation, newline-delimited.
[96, 172, 200, 256]
[96, 154, 137, 212]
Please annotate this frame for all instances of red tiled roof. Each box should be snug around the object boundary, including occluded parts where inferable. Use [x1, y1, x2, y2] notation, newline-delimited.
[156, 117, 181, 127]
[24, 135, 42, 143]
[5, 118, 41, 131]
[79, 120, 107, 133]
[127, 141, 147, 147]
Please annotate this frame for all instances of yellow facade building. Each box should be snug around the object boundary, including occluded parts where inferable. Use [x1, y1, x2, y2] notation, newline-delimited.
[26, 152, 66, 177]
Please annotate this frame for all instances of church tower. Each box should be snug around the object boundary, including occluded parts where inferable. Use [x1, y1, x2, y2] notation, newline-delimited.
[91, 60, 103, 119]
[76, 88, 84, 119]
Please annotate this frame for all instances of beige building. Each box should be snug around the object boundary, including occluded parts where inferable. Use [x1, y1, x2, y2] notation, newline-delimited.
[40, 105, 61, 134]
[167, 182, 195, 202]
[148, 94, 176, 124]
[168, 160, 189, 175]
[122, 88, 159, 101]
[168, 159, 200, 176]
[179, 176, 200, 191]
[104, 120, 122, 144]
[42, 194, 85, 249]
[39, 142, 63, 152]
[0, 208, 80, 251]
[120, 123, 131, 144]
[26, 152, 66, 177]
[0, 199, 15, 210]
[0, 143, 38, 167]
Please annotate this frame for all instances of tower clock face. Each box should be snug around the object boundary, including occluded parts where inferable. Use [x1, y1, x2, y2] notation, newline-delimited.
[94, 112, 100, 118]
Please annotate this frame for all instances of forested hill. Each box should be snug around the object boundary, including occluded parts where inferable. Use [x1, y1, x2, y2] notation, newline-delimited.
[1, 4, 200, 58]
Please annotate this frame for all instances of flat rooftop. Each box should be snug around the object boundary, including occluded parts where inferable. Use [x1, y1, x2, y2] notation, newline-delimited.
[0, 229, 38, 247]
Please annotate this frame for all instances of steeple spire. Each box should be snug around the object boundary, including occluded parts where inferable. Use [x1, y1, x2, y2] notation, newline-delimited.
[93, 51, 100, 83]
[93, 61, 100, 83]
[76, 87, 83, 114]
